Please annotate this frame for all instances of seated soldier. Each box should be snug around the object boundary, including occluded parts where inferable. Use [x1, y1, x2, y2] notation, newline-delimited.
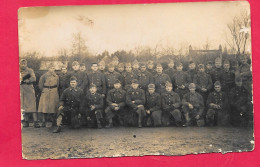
[182, 83, 205, 127]
[53, 76, 84, 133]
[145, 83, 162, 127]
[105, 79, 126, 128]
[206, 81, 229, 126]
[229, 77, 252, 127]
[161, 82, 182, 126]
[126, 79, 146, 128]
[84, 84, 104, 129]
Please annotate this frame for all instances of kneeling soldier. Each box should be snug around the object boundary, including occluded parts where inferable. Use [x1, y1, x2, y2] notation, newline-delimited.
[84, 84, 104, 129]
[145, 83, 162, 127]
[53, 76, 84, 133]
[126, 79, 146, 128]
[206, 81, 228, 126]
[182, 83, 205, 127]
[105, 80, 126, 128]
[161, 82, 182, 126]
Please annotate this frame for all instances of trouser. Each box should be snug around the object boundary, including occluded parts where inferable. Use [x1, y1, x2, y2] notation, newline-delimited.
[87, 110, 103, 128]
[22, 112, 38, 123]
[182, 105, 205, 127]
[162, 109, 182, 126]
[127, 106, 146, 126]
[105, 106, 126, 126]
[56, 107, 80, 128]
[146, 110, 162, 127]
[206, 108, 229, 126]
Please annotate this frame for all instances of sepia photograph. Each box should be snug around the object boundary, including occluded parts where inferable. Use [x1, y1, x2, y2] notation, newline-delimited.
[18, 1, 254, 160]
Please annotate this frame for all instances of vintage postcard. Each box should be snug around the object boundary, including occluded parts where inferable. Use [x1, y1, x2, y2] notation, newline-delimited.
[18, 1, 254, 160]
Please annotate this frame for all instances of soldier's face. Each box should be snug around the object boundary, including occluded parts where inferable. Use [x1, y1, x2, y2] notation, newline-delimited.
[156, 67, 163, 73]
[236, 81, 243, 87]
[214, 85, 221, 92]
[241, 58, 247, 64]
[49, 67, 55, 73]
[148, 64, 154, 69]
[199, 68, 205, 73]
[140, 66, 146, 72]
[189, 63, 196, 70]
[148, 88, 155, 94]
[20, 62, 27, 69]
[131, 83, 139, 89]
[215, 62, 222, 68]
[108, 67, 115, 72]
[206, 64, 212, 70]
[72, 65, 80, 71]
[99, 64, 105, 70]
[176, 65, 183, 71]
[166, 86, 173, 92]
[90, 87, 97, 94]
[168, 62, 174, 68]
[80, 66, 86, 72]
[91, 64, 98, 71]
[223, 64, 230, 71]
[114, 83, 121, 89]
[70, 80, 77, 88]
[126, 66, 132, 72]
[117, 67, 124, 72]
[61, 68, 67, 74]
[133, 64, 139, 69]
[189, 87, 196, 94]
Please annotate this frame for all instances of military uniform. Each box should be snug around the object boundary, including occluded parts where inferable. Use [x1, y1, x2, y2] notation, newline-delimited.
[139, 71, 154, 91]
[193, 72, 213, 100]
[124, 72, 138, 90]
[172, 71, 191, 99]
[211, 67, 224, 84]
[239, 62, 252, 94]
[71, 70, 87, 90]
[153, 73, 171, 94]
[187, 69, 197, 82]
[58, 72, 71, 96]
[105, 71, 124, 92]
[220, 70, 235, 92]
[87, 71, 106, 95]
[164, 68, 176, 84]
[145, 91, 162, 126]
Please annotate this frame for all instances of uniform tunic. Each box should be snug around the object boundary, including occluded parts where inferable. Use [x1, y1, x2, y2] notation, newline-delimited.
[147, 68, 156, 76]
[105, 71, 124, 91]
[139, 71, 154, 90]
[239, 63, 252, 94]
[164, 68, 176, 84]
[20, 67, 37, 113]
[153, 73, 171, 94]
[220, 71, 235, 92]
[193, 72, 213, 100]
[172, 71, 191, 99]
[84, 92, 104, 120]
[124, 72, 138, 90]
[71, 70, 86, 90]
[87, 71, 106, 95]
[187, 69, 197, 82]
[145, 92, 162, 126]
[58, 73, 71, 96]
[211, 67, 224, 83]
[38, 72, 59, 114]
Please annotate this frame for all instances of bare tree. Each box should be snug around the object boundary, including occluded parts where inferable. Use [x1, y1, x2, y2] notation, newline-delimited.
[71, 32, 87, 56]
[203, 38, 211, 50]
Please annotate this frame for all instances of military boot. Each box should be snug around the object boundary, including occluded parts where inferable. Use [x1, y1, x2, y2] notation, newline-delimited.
[23, 121, 29, 128]
[34, 122, 40, 128]
[105, 123, 113, 129]
[97, 123, 102, 129]
[41, 122, 46, 127]
[53, 126, 61, 133]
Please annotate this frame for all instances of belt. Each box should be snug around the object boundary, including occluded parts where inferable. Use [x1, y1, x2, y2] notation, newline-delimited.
[20, 82, 33, 85]
[43, 85, 57, 89]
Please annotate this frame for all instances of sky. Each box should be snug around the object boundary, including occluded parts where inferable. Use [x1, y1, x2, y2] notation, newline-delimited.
[18, 1, 251, 57]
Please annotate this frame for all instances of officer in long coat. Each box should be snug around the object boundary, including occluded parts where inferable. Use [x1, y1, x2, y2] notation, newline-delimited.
[20, 59, 40, 128]
[153, 63, 171, 95]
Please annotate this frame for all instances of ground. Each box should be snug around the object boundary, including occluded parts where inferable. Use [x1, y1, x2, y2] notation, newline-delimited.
[22, 125, 254, 160]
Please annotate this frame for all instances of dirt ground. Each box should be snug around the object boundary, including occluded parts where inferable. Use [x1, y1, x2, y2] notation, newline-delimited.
[22, 125, 254, 160]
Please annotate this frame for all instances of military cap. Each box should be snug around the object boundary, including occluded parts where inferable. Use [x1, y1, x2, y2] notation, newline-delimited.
[80, 63, 85, 66]
[223, 59, 230, 65]
[165, 81, 173, 87]
[147, 60, 154, 65]
[214, 81, 221, 87]
[61, 64, 67, 69]
[198, 64, 205, 69]
[240, 54, 247, 59]
[48, 62, 55, 69]
[118, 63, 124, 68]
[132, 79, 139, 84]
[98, 60, 105, 65]
[133, 59, 139, 65]
[207, 61, 213, 65]
[125, 62, 132, 67]
[168, 59, 174, 63]
[89, 83, 97, 88]
[20, 59, 27, 63]
[114, 79, 121, 84]
[140, 63, 146, 67]
[189, 83, 196, 89]
[70, 76, 77, 81]
[189, 61, 195, 64]
[215, 57, 222, 63]
[148, 83, 155, 89]
[72, 61, 79, 66]
[176, 62, 183, 66]
[91, 62, 98, 66]
[108, 63, 115, 67]
[156, 63, 162, 68]
[235, 77, 242, 83]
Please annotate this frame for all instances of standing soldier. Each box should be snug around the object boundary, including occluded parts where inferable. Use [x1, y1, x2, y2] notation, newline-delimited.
[80, 63, 87, 73]
[182, 83, 205, 127]
[105, 63, 124, 93]
[153, 63, 171, 95]
[98, 60, 106, 74]
[83, 84, 104, 129]
[147, 60, 156, 75]
[20, 59, 40, 128]
[124, 63, 138, 90]
[117, 63, 126, 77]
[206, 61, 214, 77]
[53, 76, 84, 133]
[71, 61, 87, 90]
[38, 63, 59, 127]
[139, 63, 154, 91]
[193, 64, 213, 102]
[164, 59, 176, 85]
[172, 62, 191, 99]
[211, 57, 224, 84]
[187, 61, 197, 82]
[126, 79, 146, 128]
[105, 80, 126, 128]
[132, 59, 141, 77]
[58, 65, 70, 96]
[220, 60, 235, 93]
[206, 81, 229, 126]
[87, 63, 106, 96]
[239, 55, 252, 94]
[145, 83, 162, 127]
[161, 82, 182, 126]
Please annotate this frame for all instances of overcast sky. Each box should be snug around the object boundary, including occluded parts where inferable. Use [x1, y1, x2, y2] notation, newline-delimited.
[18, 1, 250, 57]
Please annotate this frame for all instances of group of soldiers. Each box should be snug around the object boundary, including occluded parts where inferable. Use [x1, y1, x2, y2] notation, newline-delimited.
[20, 55, 253, 133]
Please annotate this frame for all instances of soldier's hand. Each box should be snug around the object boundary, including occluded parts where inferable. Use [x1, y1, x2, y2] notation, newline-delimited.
[137, 105, 143, 108]
[58, 106, 64, 111]
[216, 105, 221, 109]
[91, 105, 95, 110]
[78, 114, 81, 119]
[101, 94, 105, 97]
[115, 107, 119, 111]
[112, 103, 118, 107]
[209, 103, 215, 108]
[201, 88, 207, 92]
[87, 116, 91, 121]
[195, 115, 200, 120]
[188, 103, 193, 109]
[132, 101, 135, 104]
[146, 110, 150, 114]
[181, 85, 185, 89]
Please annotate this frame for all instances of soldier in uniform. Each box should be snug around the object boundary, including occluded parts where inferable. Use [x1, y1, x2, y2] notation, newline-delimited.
[164, 59, 176, 85]
[123, 63, 138, 90]
[126, 79, 146, 128]
[187, 61, 197, 82]
[220, 60, 235, 93]
[211, 57, 224, 84]
[87, 63, 106, 96]
[172, 62, 191, 99]
[132, 59, 141, 77]
[193, 64, 213, 102]
[105, 79, 126, 128]
[20, 59, 40, 128]
[161, 82, 182, 126]
[58, 65, 71, 96]
[139, 63, 154, 91]
[239, 55, 252, 94]
[117, 63, 126, 77]
[206, 81, 229, 126]
[80, 63, 87, 73]
[38, 63, 59, 127]
[153, 63, 171, 95]
[98, 60, 106, 74]
[147, 60, 156, 75]
[145, 83, 162, 127]
[229, 77, 252, 126]
[83, 84, 104, 129]
[53, 76, 84, 133]
[105, 63, 124, 93]
[182, 83, 205, 127]
[71, 61, 87, 90]
[206, 61, 214, 77]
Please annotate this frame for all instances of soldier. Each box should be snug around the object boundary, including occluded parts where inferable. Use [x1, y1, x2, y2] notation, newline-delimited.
[58, 65, 70, 96]
[126, 79, 146, 128]
[182, 83, 205, 127]
[193, 64, 213, 101]
[206, 61, 214, 77]
[20, 59, 40, 128]
[147, 60, 156, 75]
[206, 81, 229, 126]
[124, 63, 138, 90]
[139, 63, 154, 91]
[220, 60, 235, 93]
[53, 76, 84, 133]
[187, 61, 197, 82]
[153, 63, 171, 95]
[87, 63, 106, 96]
[145, 83, 162, 127]
[172, 62, 191, 99]
[117, 63, 126, 78]
[229, 77, 252, 127]
[164, 59, 176, 84]
[239, 55, 252, 94]
[38, 63, 59, 127]
[211, 57, 224, 83]
[83, 84, 104, 129]
[105, 79, 126, 128]
[80, 63, 87, 73]
[105, 63, 124, 93]
[98, 60, 106, 74]
[71, 61, 87, 90]
[161, 82, 182, 126]
[132, 59, 141, 77]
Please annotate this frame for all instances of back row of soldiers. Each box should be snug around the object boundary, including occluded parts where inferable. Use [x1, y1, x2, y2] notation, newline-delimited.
[20, 55, 252, 133]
